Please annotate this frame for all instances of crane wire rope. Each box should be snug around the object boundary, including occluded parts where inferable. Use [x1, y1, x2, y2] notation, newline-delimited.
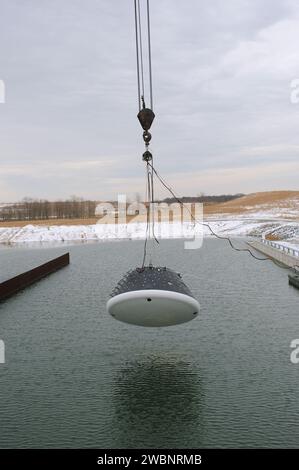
[146, 0, 153, 110]
[134, 1, 297, 272]
[149, 162, 297, 270]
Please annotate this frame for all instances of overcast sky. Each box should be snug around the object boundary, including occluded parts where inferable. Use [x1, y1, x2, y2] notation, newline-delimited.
[0, 0, 299, 201]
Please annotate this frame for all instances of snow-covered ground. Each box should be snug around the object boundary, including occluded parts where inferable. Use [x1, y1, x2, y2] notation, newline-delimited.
[210, 197, 299, 220]
[1, 218, 299, 246]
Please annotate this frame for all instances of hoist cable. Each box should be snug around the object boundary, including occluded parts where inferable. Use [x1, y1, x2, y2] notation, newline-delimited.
[134, 0, 141, 110]
[137, 0, 145, 101]
[142, 163, 152, 267]
[146, 0, 153, 110]
[142, 161, 159, 268]
[149, 162, 296, 270]
[134, 0, 153, 110]
[133, 2, 297, 272]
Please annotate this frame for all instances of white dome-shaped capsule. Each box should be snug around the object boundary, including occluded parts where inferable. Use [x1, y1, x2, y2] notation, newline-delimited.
[107, 266, 200, 327]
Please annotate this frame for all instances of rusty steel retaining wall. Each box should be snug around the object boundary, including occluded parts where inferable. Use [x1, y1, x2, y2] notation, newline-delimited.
[0, 253, 70, 301]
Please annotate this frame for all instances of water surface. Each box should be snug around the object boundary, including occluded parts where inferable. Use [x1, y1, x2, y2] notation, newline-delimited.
[0, 239, 298, 448]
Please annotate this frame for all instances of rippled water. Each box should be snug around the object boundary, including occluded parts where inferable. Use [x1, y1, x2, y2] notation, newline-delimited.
[0, 239, 299, 448]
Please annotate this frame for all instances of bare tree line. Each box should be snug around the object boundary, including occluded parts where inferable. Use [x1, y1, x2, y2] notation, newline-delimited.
[0, 193, 244, 222]
[0, 197, 98, 221]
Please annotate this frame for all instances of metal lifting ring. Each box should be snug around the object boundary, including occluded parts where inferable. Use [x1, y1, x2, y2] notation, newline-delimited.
[142, 150, 153, 162]
[143, 130, 152, 144]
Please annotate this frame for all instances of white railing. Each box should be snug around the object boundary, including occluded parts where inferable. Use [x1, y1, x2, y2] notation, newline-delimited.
[261, 238, 299, 258]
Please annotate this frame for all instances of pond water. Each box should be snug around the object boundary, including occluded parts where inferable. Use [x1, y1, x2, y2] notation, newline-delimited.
[0, 239, 298, 448]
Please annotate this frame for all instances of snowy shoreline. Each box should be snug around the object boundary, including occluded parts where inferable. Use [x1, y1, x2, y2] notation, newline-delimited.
[0, 218, 299, 246]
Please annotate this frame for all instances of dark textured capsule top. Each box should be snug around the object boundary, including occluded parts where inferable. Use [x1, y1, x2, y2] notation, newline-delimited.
[110, 266, 194, 298]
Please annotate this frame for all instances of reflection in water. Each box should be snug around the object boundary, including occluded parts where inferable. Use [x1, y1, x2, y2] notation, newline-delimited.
[112, 355, 204, 448]
[1, 240, 299, 448]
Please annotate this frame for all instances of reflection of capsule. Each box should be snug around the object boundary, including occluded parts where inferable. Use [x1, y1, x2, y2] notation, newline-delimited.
[106, 266, 200, 327]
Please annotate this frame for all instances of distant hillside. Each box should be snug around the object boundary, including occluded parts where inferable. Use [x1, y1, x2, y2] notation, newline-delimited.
[204, 191, 299, 219]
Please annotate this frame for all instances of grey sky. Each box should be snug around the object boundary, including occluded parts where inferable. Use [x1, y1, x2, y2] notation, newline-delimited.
[0, 0, 298, 201]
